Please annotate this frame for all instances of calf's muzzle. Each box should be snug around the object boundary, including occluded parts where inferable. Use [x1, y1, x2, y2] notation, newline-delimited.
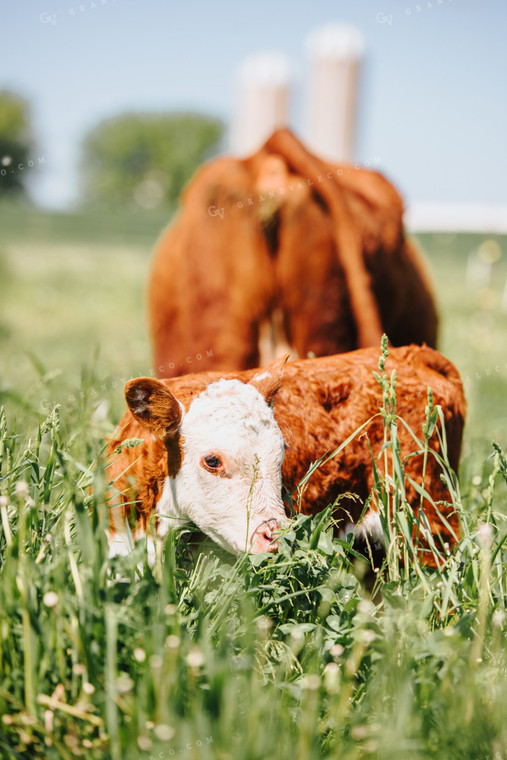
[251, 518, 283, 554]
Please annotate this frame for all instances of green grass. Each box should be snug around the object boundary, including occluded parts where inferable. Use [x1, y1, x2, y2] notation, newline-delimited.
[0, 203, 506, 759]
[0, 347, 505, 760]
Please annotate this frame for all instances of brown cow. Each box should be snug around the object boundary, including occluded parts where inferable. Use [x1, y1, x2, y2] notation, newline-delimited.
[149, 129, 438, 378]
[106, 345, 464, 567]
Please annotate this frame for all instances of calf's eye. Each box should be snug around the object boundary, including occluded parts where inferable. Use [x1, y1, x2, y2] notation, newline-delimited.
[201, 454, 223, 473]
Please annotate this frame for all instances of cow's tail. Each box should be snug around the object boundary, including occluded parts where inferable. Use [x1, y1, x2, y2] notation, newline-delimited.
[264, 129, 383, 349]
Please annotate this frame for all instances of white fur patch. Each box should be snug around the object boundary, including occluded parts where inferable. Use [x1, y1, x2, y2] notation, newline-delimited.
[258, 308, 295, 366]
[154, 477, 188, 537]
[339, 509, 384, 546]
[108, 532, 134, 558]
[355, 509, 384, 545]
[156, 378, 287, 554]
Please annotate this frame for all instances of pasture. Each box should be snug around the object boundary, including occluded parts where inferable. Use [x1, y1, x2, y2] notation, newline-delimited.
[0, 201, 506, 759]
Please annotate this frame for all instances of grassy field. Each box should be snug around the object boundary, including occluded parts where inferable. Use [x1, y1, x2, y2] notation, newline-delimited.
[0, 201, 506, 759]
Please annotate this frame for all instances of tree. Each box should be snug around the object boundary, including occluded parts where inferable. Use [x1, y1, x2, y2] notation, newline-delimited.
[0, 91, 34, 197]
[81, 112, 223, 209]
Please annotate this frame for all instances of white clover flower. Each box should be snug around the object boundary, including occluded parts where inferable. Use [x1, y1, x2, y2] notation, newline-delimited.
[359, 629, 377, 645]
[165, 635, 180, 651]
[477, 523, 494, 548]
[82, 682, 95, 696]
[133, 647, 146, 662]
[43, 591, 59, 608]
[116, 674, 134, 694]
[186, 647, 204, 669]
[357, 600, 375, 615]
[154, 724, 175, 741]
[15, 481, 29, 497]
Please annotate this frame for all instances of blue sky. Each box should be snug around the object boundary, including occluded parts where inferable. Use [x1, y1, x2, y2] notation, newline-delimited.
[1, 0, 506, 210]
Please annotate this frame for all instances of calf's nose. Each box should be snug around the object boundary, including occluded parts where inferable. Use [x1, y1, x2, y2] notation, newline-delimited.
[251, 518, 282, 554]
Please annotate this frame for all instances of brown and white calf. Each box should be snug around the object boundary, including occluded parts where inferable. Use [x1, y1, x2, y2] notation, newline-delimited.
[105, 345, 466, 564]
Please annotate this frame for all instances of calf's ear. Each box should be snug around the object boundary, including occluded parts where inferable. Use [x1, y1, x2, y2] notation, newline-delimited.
[125, 378, 182, 440]
[249, 354, 290, 405]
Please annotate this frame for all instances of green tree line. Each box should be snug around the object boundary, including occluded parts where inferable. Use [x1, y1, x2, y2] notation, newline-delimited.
[0, 89, 223, 208]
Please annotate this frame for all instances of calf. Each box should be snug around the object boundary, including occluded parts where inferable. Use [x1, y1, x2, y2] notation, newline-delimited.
[149, 128, 438, 378]
[105, 345, 465, 564]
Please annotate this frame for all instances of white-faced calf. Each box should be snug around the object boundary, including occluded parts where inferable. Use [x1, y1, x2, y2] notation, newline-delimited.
[105, 345, 466, 565]
[107, 367, 288, 559]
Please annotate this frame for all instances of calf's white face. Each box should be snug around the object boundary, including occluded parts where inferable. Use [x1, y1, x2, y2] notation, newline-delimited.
[176, 379, 287, 553]
[125, 359, 289, 555]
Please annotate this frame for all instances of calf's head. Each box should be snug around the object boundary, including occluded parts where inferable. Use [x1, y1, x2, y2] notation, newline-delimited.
[124, 359, 289, 555]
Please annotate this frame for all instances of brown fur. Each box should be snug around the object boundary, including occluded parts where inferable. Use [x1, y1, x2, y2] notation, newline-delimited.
[149, 128, 438, 378]
[106, 346, 465, 560]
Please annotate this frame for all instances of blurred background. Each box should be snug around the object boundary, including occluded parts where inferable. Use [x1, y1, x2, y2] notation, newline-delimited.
[1, 0, 506, 469]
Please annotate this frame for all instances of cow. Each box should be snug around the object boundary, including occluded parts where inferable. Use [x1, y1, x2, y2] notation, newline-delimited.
[105, 345, 465, 567]
[149, 128, 438, 378]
